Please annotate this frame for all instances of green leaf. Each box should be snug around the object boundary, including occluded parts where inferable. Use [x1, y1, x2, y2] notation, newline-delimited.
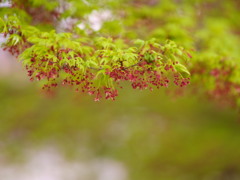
[11, 34, 21, 45]
[134, 39, 145, 47]
[176, 49, 183, 56]
[0, 17, 7, 33]
[27, 37, 41, 44]
[174, 64, 190, 78]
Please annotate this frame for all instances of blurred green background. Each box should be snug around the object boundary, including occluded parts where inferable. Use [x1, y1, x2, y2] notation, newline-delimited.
[1, 69, 240, 180]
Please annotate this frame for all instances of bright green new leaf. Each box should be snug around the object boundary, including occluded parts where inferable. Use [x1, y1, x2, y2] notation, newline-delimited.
[174, 64, 190, 78]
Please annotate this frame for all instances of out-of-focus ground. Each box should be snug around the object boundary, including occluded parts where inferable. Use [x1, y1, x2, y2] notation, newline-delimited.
[0, 147, 127, 180]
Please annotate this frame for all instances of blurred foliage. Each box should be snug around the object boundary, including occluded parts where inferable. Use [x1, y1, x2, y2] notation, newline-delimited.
[0, 79, 240, 179]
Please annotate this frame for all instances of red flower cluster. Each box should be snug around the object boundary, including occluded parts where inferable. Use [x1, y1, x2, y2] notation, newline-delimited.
[191, 64, 240, 107]
[23, 52, 190, 101]
[209, 67, 238, 106]
[2, 24, 190, 101]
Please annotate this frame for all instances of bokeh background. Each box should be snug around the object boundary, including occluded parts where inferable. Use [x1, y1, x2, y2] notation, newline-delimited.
[1, 0, 240, 179]
[0, 49, 240, 180]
